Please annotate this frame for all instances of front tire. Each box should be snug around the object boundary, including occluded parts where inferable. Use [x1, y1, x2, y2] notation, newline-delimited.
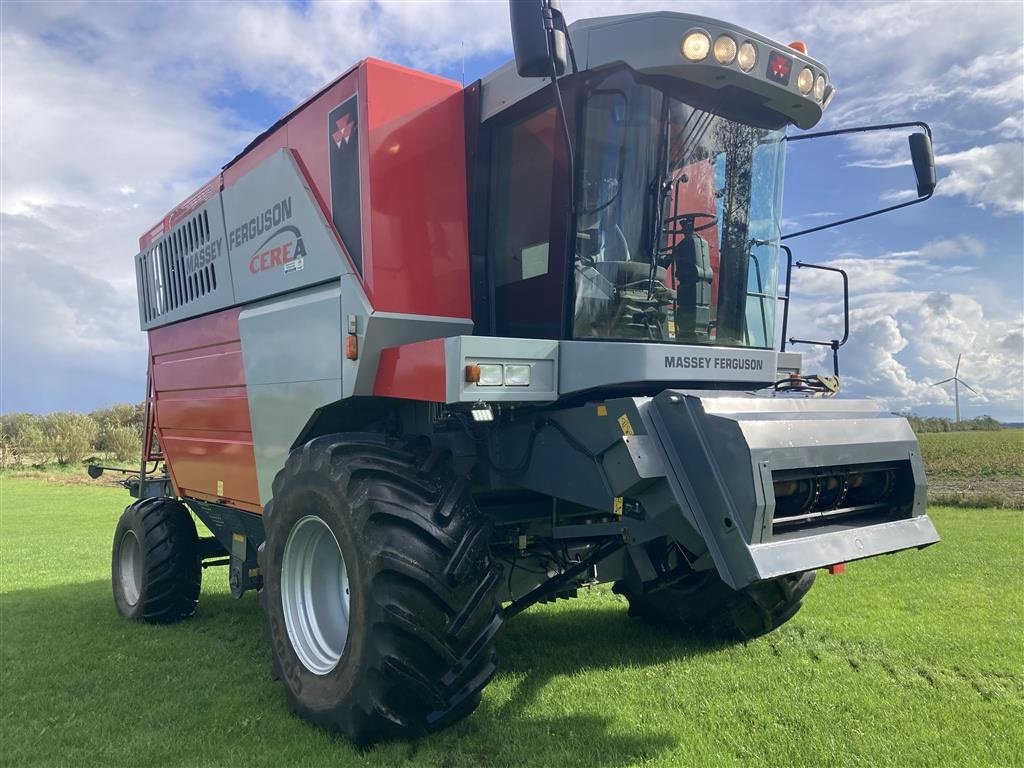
[111, 497, 201, 623]
[260, 435, 502, 746]
[616, 569, 815, 641]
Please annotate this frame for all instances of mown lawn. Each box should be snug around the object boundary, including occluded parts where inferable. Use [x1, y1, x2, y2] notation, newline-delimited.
[1, 477, 1022, 767]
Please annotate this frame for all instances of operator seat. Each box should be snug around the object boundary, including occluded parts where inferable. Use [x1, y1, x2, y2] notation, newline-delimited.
[669, 233, 713, 341]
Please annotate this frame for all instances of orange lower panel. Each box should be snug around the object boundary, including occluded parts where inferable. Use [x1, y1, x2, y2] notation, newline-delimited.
[149, 307, 261, 513]
[161, 433, 261, 511]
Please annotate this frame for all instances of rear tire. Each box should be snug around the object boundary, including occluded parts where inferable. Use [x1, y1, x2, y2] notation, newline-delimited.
[615, 569, 815, 641]
[111, 497, 201, 623]
[260, 434, 502, 746]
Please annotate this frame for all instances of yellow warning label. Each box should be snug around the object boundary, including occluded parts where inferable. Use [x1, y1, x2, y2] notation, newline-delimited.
[617, 414, 634, 436]
[613, 497, 624, 516]
[233, 533, 245, 543]
[216, 480, 224, 496]
[596, 405, 608, 417]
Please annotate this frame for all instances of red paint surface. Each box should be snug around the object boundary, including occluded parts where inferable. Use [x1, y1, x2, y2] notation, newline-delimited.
[143, 58, 471, 320]
[148, 308, 261, 513]
[374, 338, 447, 403]
[362, 61, 470, 318]
[139, 175, 222, 251]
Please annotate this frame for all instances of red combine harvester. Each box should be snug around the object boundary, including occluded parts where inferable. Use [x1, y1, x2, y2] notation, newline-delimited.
[102, 1, 939, 745]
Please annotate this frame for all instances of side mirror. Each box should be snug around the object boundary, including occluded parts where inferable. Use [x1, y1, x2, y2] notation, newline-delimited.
[782, 121, 937, 241]
[509, 0, 568, 78]
[909, 132, 936, 198]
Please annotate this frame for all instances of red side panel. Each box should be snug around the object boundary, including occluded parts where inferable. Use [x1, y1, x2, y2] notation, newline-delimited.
[374, 338, 447, 403]
[149, 308, 261, 513]
[362, 61, 470, 318]
[211, 58, 471, 319]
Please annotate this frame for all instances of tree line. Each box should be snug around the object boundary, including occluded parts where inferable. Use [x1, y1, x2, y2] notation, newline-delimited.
[0, 404, 145, 468]
[903, 414, 1003, 433]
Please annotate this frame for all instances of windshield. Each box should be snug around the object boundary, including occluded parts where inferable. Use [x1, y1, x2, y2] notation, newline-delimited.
[573, 71, 786, 349]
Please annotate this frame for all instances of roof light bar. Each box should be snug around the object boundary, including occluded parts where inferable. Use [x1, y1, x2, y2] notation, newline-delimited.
[680, 26, 830, 114]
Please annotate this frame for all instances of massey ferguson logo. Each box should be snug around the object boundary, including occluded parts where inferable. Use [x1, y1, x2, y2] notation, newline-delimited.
[332, 114, 354, 148]
[226, 196, 308, 275]
[665, 355, 764, 371]
[248, 225, 307, 274]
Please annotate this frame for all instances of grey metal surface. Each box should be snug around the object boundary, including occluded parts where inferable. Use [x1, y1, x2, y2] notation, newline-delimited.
[135, 194, 234, 329]
[481, 12, 830, 128]
[488, 389, 936, 590]
[221, 149, 350, 304]
[776, 351, 802, 377]
[749, 516, 939, 579]
[281, 514, 351, 675]
[645, 391, 934, 586]
[117, 530, 142, 606]
[340, 269, 474, 398]
[445, 336, 558, 403]
[559, 341, 777, 393]
[239, 283, 343, 505]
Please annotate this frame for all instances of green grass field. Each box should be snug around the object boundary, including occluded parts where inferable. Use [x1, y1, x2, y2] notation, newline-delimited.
[917, 430, 1024, 478]
[2, 477, 1022, 767]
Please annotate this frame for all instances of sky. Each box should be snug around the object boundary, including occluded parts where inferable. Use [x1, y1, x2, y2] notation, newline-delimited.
[1, 0, 1022, 421]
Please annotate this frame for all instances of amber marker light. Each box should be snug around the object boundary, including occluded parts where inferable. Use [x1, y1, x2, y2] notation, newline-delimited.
[465, 364, 482, 383]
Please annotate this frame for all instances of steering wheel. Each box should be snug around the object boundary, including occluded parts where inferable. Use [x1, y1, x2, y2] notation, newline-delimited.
[672, 212, 718, 234]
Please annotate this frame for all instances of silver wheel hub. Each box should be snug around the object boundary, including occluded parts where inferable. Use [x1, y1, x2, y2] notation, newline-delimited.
[118, 529, 143, 606]
[280, 515, 351, 675]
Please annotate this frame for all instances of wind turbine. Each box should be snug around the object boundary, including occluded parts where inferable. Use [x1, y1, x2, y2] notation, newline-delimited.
[931, 353, 977, 423]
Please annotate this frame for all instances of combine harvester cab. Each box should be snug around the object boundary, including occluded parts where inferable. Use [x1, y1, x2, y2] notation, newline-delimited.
[105, 1, 939, 746]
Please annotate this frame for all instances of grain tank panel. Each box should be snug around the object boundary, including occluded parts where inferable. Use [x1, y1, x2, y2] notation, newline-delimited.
[148, 307, 260, 513]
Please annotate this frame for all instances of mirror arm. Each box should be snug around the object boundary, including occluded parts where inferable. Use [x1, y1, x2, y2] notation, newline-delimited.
[781, 193, 932, 241]
[782, 120, 934, 241]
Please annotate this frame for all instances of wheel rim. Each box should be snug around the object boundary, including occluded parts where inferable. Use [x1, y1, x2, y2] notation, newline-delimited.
[118, 530, 143, 606]
[281, 515, 351, 675]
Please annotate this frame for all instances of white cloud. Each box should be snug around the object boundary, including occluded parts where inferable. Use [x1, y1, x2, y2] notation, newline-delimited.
[934, 143, 1024, 213]
[996, 115, 1023, 140]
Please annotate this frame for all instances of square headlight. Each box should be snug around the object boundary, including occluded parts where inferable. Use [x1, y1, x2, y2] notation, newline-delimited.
[503, 364, 531, 387]
[477, 364, 504, 386]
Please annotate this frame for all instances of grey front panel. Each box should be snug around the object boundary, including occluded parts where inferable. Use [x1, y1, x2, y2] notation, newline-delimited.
[446, 336, 558, 403]
[238, 283, 343, 506]
[222, 149, 350, 305]
[559, 341, 777, 394]
[645, 392, 936, 587]
[135, 194, 234, 330]
[340, 272, 474, 398]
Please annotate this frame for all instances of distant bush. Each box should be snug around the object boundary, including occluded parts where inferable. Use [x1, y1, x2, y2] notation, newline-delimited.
[0, 413, 45, 468]
[91, 404, 145, 448]
[41, 412, 99, 466]
[103, 425, 141, 462]
[904, 414, 1003, 433]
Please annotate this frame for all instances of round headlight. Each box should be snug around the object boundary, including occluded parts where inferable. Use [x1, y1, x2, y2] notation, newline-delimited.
[737, 41, 757, 72]
[681, 30, 711, 62]
[713, 35, 737, 64]
[813, 74, 827, 102]
[797, 67, 814, 94]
